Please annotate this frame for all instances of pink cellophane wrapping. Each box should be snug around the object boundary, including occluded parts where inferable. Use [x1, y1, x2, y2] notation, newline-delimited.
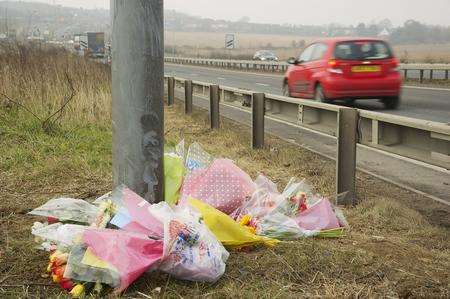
[83, 229, 163, 292]
[179, 159, 255, 214]
[115, 186, 164, 238]
[294, 199, 340, 231]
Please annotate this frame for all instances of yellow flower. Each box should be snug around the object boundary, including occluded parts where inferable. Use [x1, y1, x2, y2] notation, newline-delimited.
[49, 250, 62, 261]
[239, 215, 252, 226]
[69, 284, 85, 298]
[49, 251, 68, 266]
[52, 274, 62, 283]
[246, 226, 257, 235]
[46, 262, 53, 273]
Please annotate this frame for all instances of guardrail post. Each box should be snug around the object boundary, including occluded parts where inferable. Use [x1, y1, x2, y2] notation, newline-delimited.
[184, 80, 193, 114]
[336, 107, 358, 205]
[430, 70, 433, 80]
[404, 69, 408, 79]
[420, 70, 424, 83]
[445, 70, 449, 80]
[168, 77, 175, 106]
[252, 93, 265, 149]
[210, 85, 220, 129]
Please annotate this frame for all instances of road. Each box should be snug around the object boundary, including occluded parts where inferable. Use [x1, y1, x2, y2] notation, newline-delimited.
[165, 63, 450, 123]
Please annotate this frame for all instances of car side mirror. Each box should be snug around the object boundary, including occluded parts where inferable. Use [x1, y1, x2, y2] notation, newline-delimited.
[287, 57, 298, 65]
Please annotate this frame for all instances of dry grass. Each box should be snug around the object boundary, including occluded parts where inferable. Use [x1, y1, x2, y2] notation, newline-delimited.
[395, 43, 450, 63]
[0, 43, 111, 125]
[1, 48, 449, 298]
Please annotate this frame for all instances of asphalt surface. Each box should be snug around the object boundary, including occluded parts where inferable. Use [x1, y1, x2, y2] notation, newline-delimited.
[165, 63, 450, 123]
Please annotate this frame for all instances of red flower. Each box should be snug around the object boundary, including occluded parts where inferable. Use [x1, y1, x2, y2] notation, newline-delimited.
[60, 279, 75, 291]
[47, 217, 58, 224]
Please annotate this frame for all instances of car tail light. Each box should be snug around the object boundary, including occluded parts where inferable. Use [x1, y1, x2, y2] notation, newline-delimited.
[388, 59, 399, 72]
[327, 59, 343, 74]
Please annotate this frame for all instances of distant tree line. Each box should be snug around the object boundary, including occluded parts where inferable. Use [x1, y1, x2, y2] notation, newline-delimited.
[390, 20, 450, 44]
[2, 2, 450, 45]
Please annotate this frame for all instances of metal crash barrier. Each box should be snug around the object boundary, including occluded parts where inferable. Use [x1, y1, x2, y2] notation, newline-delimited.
[164, 76, 450, 205]
[165, 57, 450, 81]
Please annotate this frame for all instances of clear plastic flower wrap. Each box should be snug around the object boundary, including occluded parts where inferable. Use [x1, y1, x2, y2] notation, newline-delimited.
[28, 198, 100, 224]
[232, 174, 281, 220]
[185, 142, 213, 173]
[156, 202, 229, 282]
[269, 178, 316, 217]
[234, 176, 315, 222]
[31, 222, 87, 250]
[257, 212, 319, 240]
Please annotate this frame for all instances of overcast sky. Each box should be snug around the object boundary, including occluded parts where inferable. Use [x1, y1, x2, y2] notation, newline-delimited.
[20, 0, 450, 26]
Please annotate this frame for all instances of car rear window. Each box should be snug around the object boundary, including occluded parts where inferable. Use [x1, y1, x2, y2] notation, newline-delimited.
[334, 41, 393, 60]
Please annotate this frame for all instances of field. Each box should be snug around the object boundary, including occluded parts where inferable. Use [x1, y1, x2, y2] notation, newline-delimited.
[166, 31, 450, 63]
[1, 46, 450, 298]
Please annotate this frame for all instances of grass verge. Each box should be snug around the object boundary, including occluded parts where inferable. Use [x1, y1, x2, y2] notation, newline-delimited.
[0, 47, 449, 298]
[1, 101, 449, 298]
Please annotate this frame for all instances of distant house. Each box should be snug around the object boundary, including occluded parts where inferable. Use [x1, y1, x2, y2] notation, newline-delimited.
[378, 28, 390, 38]
[212, 24, 229, 30]
[185, 24, 199, 29]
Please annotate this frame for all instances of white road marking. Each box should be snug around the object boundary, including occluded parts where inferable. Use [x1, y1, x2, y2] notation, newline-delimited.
[403, 85, 450, 92]
[165, 62, 284, 78]
[256, 83, 270, 87]
[217, 77, 226, 80]
[190, 73, 198, 76]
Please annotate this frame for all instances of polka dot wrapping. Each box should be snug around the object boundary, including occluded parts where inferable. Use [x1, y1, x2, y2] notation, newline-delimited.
[179, 159, 255, 215]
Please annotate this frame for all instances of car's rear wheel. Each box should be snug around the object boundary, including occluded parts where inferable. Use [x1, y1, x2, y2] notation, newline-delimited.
[314, 84, 328, 103]
[382, 96, 400, 109]
[346, 99, 356, 105]
[282, 82, 290, 97]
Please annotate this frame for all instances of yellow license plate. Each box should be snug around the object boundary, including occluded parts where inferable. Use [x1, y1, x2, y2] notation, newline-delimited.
[351, 65, 381, 73]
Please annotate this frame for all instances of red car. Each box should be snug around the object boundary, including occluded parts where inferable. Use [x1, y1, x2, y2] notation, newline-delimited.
[283, 38, 402, 109]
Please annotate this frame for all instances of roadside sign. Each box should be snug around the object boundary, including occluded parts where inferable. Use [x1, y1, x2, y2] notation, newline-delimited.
[225, 34, 235, 49]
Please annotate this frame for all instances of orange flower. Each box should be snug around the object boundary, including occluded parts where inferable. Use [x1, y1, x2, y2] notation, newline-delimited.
[52, 274, 62, 283]
[52, 265, 66, 283]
